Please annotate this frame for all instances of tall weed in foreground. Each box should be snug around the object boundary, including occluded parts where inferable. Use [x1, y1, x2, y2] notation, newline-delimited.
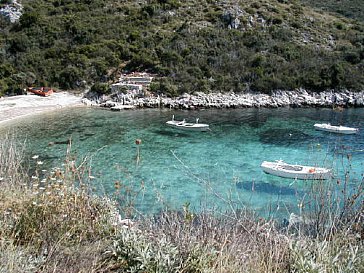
[291, 150, 363, 238]
[0, 133, 27, 189]
[1, 135, 363, 272]
[287, 148, 364, 272]
[103, 209, 292, 273]
[100, 148, 362, 273]
[0, 136, 120, 272]
[289, 234, 364, 272]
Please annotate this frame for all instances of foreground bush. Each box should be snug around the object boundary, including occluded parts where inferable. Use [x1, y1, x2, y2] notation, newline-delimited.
[290, 234, 364, 272]
[0, 136, 118, 272]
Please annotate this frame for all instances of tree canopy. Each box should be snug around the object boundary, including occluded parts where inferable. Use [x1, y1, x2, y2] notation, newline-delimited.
[0, 0, 363, 96]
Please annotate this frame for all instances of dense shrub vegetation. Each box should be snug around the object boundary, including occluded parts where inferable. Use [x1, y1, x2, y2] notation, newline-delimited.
[0, 0, 364, 96]
[301, 0, 364, 22]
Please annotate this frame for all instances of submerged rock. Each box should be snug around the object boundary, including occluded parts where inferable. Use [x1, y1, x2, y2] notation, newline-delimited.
[236, 181, 297, 196]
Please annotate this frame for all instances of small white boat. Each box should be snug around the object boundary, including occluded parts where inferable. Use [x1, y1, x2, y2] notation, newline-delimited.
[314, 123, 359, 134]
[261, 160, 332, 180]
[166, 115, 210, 132]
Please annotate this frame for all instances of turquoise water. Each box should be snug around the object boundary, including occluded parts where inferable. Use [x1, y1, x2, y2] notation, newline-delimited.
[1, 107, 363, 217]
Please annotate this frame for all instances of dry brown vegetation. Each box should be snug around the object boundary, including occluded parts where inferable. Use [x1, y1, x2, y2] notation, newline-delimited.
[0, 135, 363, 272]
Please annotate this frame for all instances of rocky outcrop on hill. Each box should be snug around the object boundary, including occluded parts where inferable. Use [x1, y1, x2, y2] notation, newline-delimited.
[82, 89, 364, 110]
[0, 0, 23, 23]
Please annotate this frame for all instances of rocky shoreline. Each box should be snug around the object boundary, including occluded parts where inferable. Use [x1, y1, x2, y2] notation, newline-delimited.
[82, 89, 364, 110]
[0, 0, 23, 23]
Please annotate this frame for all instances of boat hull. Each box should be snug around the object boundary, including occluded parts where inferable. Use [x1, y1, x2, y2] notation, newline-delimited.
[28, 87, 54, 97]
[314, 123, 358, 134]
[261, 161, 331, 180]
[166, 120, 210, 132]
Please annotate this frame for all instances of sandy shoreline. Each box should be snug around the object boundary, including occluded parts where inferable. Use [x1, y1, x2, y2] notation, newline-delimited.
[2, 90, 363, 126]
[0, 91, 84, 125]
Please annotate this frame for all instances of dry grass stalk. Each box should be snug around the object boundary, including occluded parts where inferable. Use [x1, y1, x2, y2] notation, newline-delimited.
[0, 135, 363, 272]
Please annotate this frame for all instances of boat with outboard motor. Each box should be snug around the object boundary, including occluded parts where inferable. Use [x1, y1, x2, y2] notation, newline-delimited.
[261, 160, 332, 180]
[166, 115, 210, 131]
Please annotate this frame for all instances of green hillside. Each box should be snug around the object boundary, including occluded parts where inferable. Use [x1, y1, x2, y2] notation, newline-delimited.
[301, 0, 364, 22]
[0, 0, 364, 96]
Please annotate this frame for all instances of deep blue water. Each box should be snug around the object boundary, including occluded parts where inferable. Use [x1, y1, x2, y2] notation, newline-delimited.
[1, 107, 363, 218]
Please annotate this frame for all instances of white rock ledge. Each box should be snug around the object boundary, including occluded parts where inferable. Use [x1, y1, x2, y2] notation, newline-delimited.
[83, 89, 364, 110]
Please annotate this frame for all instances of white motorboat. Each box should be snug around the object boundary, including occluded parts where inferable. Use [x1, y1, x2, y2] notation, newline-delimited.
[261, 160, 332, 180]
[166, 115, 210, 132]
[314, 123, 359, 134]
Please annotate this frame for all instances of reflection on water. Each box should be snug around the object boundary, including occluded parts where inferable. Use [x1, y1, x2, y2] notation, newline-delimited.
[1, 107, 363, 217]
[236, 181, 299, 196]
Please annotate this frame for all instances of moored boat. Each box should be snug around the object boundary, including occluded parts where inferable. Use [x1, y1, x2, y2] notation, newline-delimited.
[314, 123, 358, 134]
[28, 87, 54, 97]
[166, 115, 210, 131]
[261, 160, 332, 180]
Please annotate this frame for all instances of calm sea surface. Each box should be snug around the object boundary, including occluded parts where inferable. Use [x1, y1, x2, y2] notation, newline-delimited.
[1, 107, 363, 218]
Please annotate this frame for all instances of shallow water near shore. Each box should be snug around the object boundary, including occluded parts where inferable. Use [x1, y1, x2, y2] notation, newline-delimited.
[1, 107, 363, 218]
